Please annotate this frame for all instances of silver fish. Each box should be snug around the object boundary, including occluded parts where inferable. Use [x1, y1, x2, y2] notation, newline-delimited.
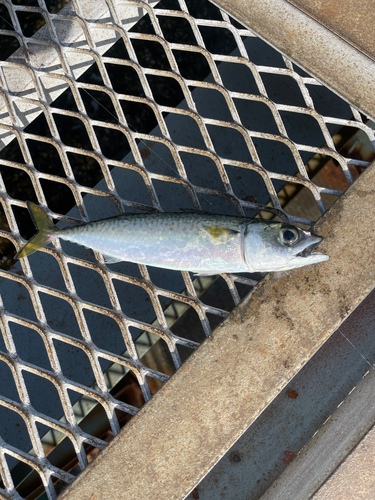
[16, 202, 329, 274]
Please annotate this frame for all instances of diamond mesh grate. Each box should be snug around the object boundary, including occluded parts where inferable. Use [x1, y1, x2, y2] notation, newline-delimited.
[0, 0, 374, 498]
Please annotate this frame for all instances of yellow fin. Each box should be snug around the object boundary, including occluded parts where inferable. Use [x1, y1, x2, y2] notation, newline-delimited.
[16, 202, 56, 259]
[203, 226, 239, 240]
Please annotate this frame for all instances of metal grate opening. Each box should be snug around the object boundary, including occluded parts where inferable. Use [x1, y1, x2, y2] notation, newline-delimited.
[0, 0, 374, 498]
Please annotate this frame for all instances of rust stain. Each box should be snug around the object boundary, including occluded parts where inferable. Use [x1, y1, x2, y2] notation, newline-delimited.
[285, 28, 297, 47]
[288, 390, 298, 399]
[283, 450, 297, 465]
[192, 487, 200, 500]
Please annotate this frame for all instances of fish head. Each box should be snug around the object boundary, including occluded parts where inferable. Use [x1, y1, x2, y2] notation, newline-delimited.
[244, 221, 329, 272]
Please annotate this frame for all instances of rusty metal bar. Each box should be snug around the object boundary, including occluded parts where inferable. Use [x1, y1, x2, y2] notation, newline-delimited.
[212, 0, 375, 121]
[59, 161, 375, 500]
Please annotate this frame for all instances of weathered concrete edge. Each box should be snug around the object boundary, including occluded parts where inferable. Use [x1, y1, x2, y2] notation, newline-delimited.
[212, 0, 375, 121]
[59, 161, 375, 500]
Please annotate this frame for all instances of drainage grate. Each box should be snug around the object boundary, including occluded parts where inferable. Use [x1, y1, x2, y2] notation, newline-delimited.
[0, 0, 374, 498]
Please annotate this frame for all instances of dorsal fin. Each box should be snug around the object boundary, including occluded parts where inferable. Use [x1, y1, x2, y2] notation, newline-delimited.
[180, 208, 218, 216]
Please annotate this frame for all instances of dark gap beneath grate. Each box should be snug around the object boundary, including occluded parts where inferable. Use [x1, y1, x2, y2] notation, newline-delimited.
[15, 11, 45, 38]
[39, 178, 75, 213]
[92, 125, 131, 161]
[173, 49, 211, 80]
[234, 98, 281, 134]
[152, 177, 194, 210]
[306, 84, 353, 118]
[180, 151, 224, 190]
[279, 110, 327, 146]
[10, 205, 35, 240]
[218, 61, 260, 94]
[229, 15, 246, 30]
[225, 164, 269, 205]
[119, 100, 158, 133]
[2, 282, 37, 321]
[67, 151, 104, 188]
[78, 89, 118, 125]
[146, 73, 185, 105]
[199, 25, 238, 55]
[0, 34, 20, 60]
[51, 86, 80, 113]
[83, 310, 126, 352]
[0, 165, 37, 203]
[76, 61, 105, 86]
[43, 0, 71, 14]
[39, 292, 81, 338]
[261, 73, 307, 107]
[0, 409, 33, 455]
[0, 4, 14, 31]
[158, 15, 198, 45]
[193, 87, 233, 121]
[114, 166, 154, 204]
[27, 139, 66, 177]
[68, 264, 112, 307]
[10, 324, 52, 371]
[0, 204, 14, 267]
[0, 358, 20, 402]
[54, 344, 97, 387]
[129, 13, 156, 36]
[184, 0, 223, 21]
[105, 63, 145, 96]
[25, 373, 65, 417]
[112, 279, 154, 327]
[242, 37, 285, 67]
[52, 113, 92, 151]
[131, 39, 171, 71]
[12, 461, 44, 499]
[252, 137, 299, 172]
[164, 111, 206, 149]
[206, 124, 253, 163]
[11, 0, 39, 7]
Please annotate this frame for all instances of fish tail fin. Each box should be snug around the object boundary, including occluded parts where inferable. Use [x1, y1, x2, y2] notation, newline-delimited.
[16, 202, 56, 259]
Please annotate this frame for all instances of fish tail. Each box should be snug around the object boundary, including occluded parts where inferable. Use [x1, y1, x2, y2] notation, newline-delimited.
[16, 202, 56, 259]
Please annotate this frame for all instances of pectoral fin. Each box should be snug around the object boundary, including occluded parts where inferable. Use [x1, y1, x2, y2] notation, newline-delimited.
[194, 271, 222, 276]
[102, 254, 123, 264]
[203, 226, 239, 241]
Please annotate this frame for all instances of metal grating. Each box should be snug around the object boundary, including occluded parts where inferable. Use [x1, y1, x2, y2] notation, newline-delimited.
[0, 0, 374, 498]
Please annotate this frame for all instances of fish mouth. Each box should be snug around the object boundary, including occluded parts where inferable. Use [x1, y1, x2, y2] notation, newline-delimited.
[292, 234, 327, 259]
[296, 239, 324, 258]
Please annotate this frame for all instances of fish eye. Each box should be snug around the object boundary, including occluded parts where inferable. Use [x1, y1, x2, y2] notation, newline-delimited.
[279, 227, 300, 246]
